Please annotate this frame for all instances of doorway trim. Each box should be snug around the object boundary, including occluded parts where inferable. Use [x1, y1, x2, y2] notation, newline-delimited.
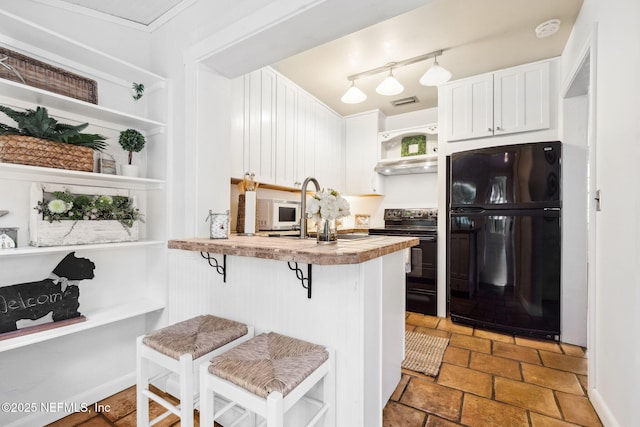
[561, 20, 599, 407]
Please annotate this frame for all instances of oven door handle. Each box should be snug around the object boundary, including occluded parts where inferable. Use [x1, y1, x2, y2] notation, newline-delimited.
[420, 236, 437, 242]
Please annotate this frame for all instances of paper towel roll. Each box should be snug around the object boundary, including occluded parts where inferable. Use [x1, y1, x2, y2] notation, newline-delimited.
[244, 191, 256, 235]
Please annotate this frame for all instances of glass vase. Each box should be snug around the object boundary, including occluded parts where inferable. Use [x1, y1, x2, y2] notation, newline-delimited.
[317, 218, 337, 244]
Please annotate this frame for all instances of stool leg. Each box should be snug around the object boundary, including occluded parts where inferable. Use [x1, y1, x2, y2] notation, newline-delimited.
[324, 349, 336, 427]
[199, 364, 214, 427]
[179, 353, 194, 427]
[266, 391, 284, 427]
[136, 336, 150, 427]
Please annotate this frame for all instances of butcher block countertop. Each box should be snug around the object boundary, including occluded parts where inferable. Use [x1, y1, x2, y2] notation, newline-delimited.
[168, 234, 419, 265]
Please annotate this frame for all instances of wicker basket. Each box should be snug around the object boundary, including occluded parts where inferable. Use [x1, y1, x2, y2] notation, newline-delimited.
[0, 47, 98, 104]
[0, 135, 94, 172]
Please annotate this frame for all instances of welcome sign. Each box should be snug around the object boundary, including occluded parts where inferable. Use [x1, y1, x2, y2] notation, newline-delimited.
[0, 252, 95, 338]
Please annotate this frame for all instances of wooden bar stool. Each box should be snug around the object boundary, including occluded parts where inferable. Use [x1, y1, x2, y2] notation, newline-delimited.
[200, 332, 335, 427]
[136, 315, 253, 427]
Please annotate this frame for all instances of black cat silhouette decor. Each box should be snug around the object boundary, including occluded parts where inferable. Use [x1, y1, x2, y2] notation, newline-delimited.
[0, 252, 95, 335]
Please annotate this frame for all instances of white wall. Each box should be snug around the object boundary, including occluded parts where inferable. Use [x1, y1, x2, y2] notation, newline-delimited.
[561, 0, 640, 426]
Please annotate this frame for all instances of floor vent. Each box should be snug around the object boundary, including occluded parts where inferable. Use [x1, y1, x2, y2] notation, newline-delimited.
[391, 96, 419, 107]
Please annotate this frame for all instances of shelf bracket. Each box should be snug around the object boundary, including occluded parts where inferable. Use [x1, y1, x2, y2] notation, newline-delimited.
[287, 262, 312, 298]
[200, 252, 226, 283]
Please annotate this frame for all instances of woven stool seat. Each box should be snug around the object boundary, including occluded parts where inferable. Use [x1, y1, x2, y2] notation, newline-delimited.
[137, 315, 253, 427]
[143, 314, 249, 360]
[209, 332, 328, 399]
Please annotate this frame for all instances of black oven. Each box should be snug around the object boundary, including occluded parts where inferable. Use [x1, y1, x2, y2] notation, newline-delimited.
[369, 208, 438, 316]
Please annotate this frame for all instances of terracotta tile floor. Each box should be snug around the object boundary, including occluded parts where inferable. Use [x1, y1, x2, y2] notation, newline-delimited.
[47, 313, 602, 427]
[385, 313, 602, 427]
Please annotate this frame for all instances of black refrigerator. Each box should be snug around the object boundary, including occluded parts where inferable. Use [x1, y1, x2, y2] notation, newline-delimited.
[448, 141, 561, 340]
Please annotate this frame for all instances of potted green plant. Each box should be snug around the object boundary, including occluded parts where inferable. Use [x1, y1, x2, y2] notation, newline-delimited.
[118, 128, 145, 177]
[131, 82, 144, 101]
[0, 104, 107, 172]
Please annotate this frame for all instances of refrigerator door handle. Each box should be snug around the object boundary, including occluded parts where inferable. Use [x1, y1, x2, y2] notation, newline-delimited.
[452, 207, 486, 214]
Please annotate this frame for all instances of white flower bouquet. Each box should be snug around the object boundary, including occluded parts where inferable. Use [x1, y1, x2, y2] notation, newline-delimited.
[305, 188, 351, 222]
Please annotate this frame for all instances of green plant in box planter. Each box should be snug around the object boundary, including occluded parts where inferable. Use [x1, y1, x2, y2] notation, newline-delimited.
[30, 184, 144, 247]
[118, 128, 146, 177]
[400, 135, 426, 157]
[0, 105, 107, 172]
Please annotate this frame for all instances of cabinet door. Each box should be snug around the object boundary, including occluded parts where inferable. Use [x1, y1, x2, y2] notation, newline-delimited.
[494, 61, 550, 135]
[295, 91, 316, 186]
[274, 76, 298, 187]
[245, 69, 276, 184]
[345, 111, 383, 195]
[230, 76, 246, 178]
[445, 74, 493, 142]
[314, 102, 345, 191]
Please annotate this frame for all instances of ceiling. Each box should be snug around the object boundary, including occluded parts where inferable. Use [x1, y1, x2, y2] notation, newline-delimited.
[35, 0, 192, 27]
[35, 0, 583, 117]
[272, 0, 583, 116]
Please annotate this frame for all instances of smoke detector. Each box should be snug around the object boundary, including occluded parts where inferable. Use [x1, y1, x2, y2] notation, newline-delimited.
[535, 19, 561, 38]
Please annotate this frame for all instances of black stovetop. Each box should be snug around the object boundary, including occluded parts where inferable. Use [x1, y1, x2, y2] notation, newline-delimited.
[368, 208, 438, 236]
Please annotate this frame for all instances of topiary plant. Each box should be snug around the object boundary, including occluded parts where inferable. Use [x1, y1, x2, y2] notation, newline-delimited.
[118, 128, 145, 165]
[0, 104, 107, 151]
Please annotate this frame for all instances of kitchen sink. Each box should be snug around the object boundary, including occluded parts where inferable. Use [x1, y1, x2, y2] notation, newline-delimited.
[265, 233, 373, 240]
[336, 233, 372, 240]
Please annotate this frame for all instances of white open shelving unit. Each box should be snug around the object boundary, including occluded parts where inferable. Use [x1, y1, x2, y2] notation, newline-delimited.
[0, 10, 169, 354]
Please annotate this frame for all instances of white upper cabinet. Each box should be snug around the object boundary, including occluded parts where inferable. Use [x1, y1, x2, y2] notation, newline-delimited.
[295, 90, 317, 187]
[443, 60, 551, 142]
[245, 68, 277, 183]
[274, 75, 298, 187]
[493, 61, 550, 135]
[314, 101, 345, 191]
[345, 110, 384, 195]
[232, 68, 345, 191]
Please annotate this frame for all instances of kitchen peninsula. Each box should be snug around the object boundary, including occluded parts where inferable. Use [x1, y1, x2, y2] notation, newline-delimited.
[168, 234, 418, 426]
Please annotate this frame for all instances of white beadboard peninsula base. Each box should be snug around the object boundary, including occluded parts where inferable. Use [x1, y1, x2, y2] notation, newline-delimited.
[168, 249, 406, 427]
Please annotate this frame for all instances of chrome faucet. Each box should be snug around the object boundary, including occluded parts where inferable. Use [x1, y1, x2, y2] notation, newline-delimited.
[300, 176, 320, 238]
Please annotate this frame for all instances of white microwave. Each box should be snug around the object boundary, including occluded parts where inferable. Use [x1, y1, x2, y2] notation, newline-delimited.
[257, 199, 301, 231]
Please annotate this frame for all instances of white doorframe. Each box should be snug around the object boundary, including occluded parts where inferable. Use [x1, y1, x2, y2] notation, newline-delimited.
[561, 23, 598, 389]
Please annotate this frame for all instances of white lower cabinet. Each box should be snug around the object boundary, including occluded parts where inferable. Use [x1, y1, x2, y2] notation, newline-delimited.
[443, 59, 551, 142]
[345, 110, 384, 195]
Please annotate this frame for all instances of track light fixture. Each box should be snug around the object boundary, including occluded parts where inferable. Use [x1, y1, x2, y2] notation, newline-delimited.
[341, 49, 452, 104]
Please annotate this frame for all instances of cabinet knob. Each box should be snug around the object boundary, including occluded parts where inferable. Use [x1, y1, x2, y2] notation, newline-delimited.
[488, 128, 492, 132]
[496, 126, 502, 131]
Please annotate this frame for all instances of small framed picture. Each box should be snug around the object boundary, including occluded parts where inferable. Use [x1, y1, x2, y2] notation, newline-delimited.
[98, 154, 116, 175]
[0, 227, 18, 248]
[355, 214, 371, 229]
